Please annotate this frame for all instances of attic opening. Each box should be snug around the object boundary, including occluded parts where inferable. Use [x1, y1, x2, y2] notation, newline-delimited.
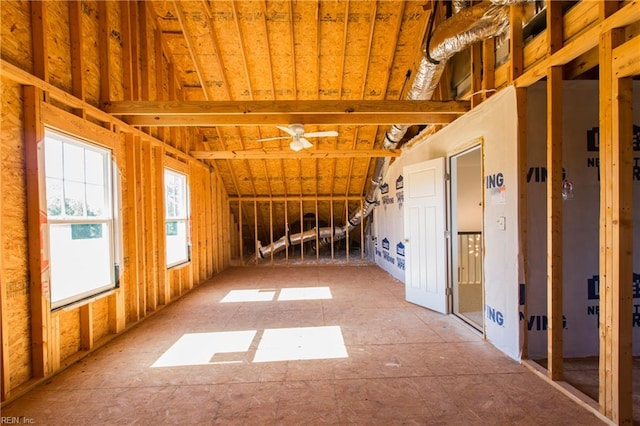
[231, 199, 367, 265]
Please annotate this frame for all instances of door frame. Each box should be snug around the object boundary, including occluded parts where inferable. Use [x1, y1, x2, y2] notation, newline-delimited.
[447, 140, 485, 334]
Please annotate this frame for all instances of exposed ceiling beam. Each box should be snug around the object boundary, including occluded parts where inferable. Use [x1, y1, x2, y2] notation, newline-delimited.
[190, 149, 401, 160]
[103, 99, 470, 126]
[229, 195, 364, 202]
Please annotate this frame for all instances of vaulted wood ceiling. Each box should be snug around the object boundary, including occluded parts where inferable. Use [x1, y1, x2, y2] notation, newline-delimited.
[142, 0, 442, 200]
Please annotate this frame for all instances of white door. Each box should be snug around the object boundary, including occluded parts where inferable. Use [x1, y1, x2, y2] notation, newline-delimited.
[403, 157, 448, 313]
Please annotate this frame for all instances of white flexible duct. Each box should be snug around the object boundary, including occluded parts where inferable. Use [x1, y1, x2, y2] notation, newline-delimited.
[452, 0, 471, 14]
[256, 0, 530, 260]
[382, 1, 513, 149]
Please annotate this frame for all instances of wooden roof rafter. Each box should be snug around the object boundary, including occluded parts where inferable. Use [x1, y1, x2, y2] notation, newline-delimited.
[259, 0, 277, 101]
[344, 126, 360, 199]
[257, 1, 287, 199]
[288, 1, 303, 198]
[210, 0, 262, 235]
[383, 3, 409, 95]
[151, 5, 203, 160]
[228, 0, 267, 207]
[257, 0, 277, 199]
[315, 0, 322, 103]
[300, 0, 322, 198]
[288, 0, 297, 100]
[165, 0, 250, 231]
[329, 0, 351, 197]
[360, 1, 378, 99]
[314, 1, 321, 200]
[165, 2, 193, 153]
[181, 0, 255, 210]
[196, 0, 247, 201]
[233, 129, 258, 197]
[258, 128, 273, 198]
[345, 1, 378, 200]
[200, 0, 229, 96]
[403, 1, 433, 101]
[362, 0, 409, 199]
[230, 0, 253, 98]
[214, 128, 253, 237]
[213, 127, 239, 195]
[171, 0, 209, 100]
[432, 1, 449, 102]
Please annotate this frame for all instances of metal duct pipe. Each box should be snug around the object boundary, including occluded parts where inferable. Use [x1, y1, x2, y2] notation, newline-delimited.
[452, 0, 471, 14]
[380, 1, 511, 150]
[338, 0, 528, 227]
[256, 237, 288, 259]
[290, 229, 317, 246]
[257, 228, 314, 259]
[257, 225, 347, 258]
[256, 0, 528, 261]
[350, 0, 515, 217]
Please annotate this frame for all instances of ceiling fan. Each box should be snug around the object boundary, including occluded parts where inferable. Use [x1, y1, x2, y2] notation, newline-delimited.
[257, 123, 338, 152]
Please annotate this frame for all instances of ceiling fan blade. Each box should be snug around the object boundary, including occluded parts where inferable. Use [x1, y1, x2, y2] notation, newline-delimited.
[299, 138, 313, 149]
[256, 136, 289, 142]
[276, 125, 297, 137]
[302, 130, 339, 138]
[289, 140, 304, 152]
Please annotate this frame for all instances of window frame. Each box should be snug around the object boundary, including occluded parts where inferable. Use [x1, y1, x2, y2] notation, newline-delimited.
[43, 128, 118, 310]
[164, 167, 191, 268]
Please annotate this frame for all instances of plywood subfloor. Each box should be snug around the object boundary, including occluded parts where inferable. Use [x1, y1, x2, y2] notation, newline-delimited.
[2, 265, 604, 424]
[534, 357, 640, 424]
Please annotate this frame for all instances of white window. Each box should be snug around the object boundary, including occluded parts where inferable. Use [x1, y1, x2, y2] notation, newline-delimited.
[44, 129, 116, 309]
[164, 169, 190, 267]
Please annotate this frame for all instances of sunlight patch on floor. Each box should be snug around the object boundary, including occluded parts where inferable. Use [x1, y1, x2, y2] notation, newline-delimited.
[220, 289, 276, 303]
[151, 330, 256, 367]
[151, 326, 348, 368]
[253, 326, 347, 363]
[220, 287, 332, 303]
[277, 286, 332, 301]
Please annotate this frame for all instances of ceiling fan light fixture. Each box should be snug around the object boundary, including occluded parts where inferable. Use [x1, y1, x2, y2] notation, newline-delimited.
[290, 140, 304, 152]
[259, 124, 339, 151]
[300, 137, 313, 149]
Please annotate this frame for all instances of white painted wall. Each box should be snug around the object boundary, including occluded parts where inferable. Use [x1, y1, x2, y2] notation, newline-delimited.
[372, 87, 523, 360]
[371, 81, 640, 362]
[372, 171, 407, 282]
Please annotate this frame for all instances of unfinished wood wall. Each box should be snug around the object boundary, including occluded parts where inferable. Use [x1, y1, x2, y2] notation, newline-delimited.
[0, 0, 231, 403]
[507, 1, 639, 424]
[1, 0, 639, 423]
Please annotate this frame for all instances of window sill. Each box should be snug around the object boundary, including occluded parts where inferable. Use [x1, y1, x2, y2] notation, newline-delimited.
[52, 287, 119, 313]
[167, 261, 191, 271]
